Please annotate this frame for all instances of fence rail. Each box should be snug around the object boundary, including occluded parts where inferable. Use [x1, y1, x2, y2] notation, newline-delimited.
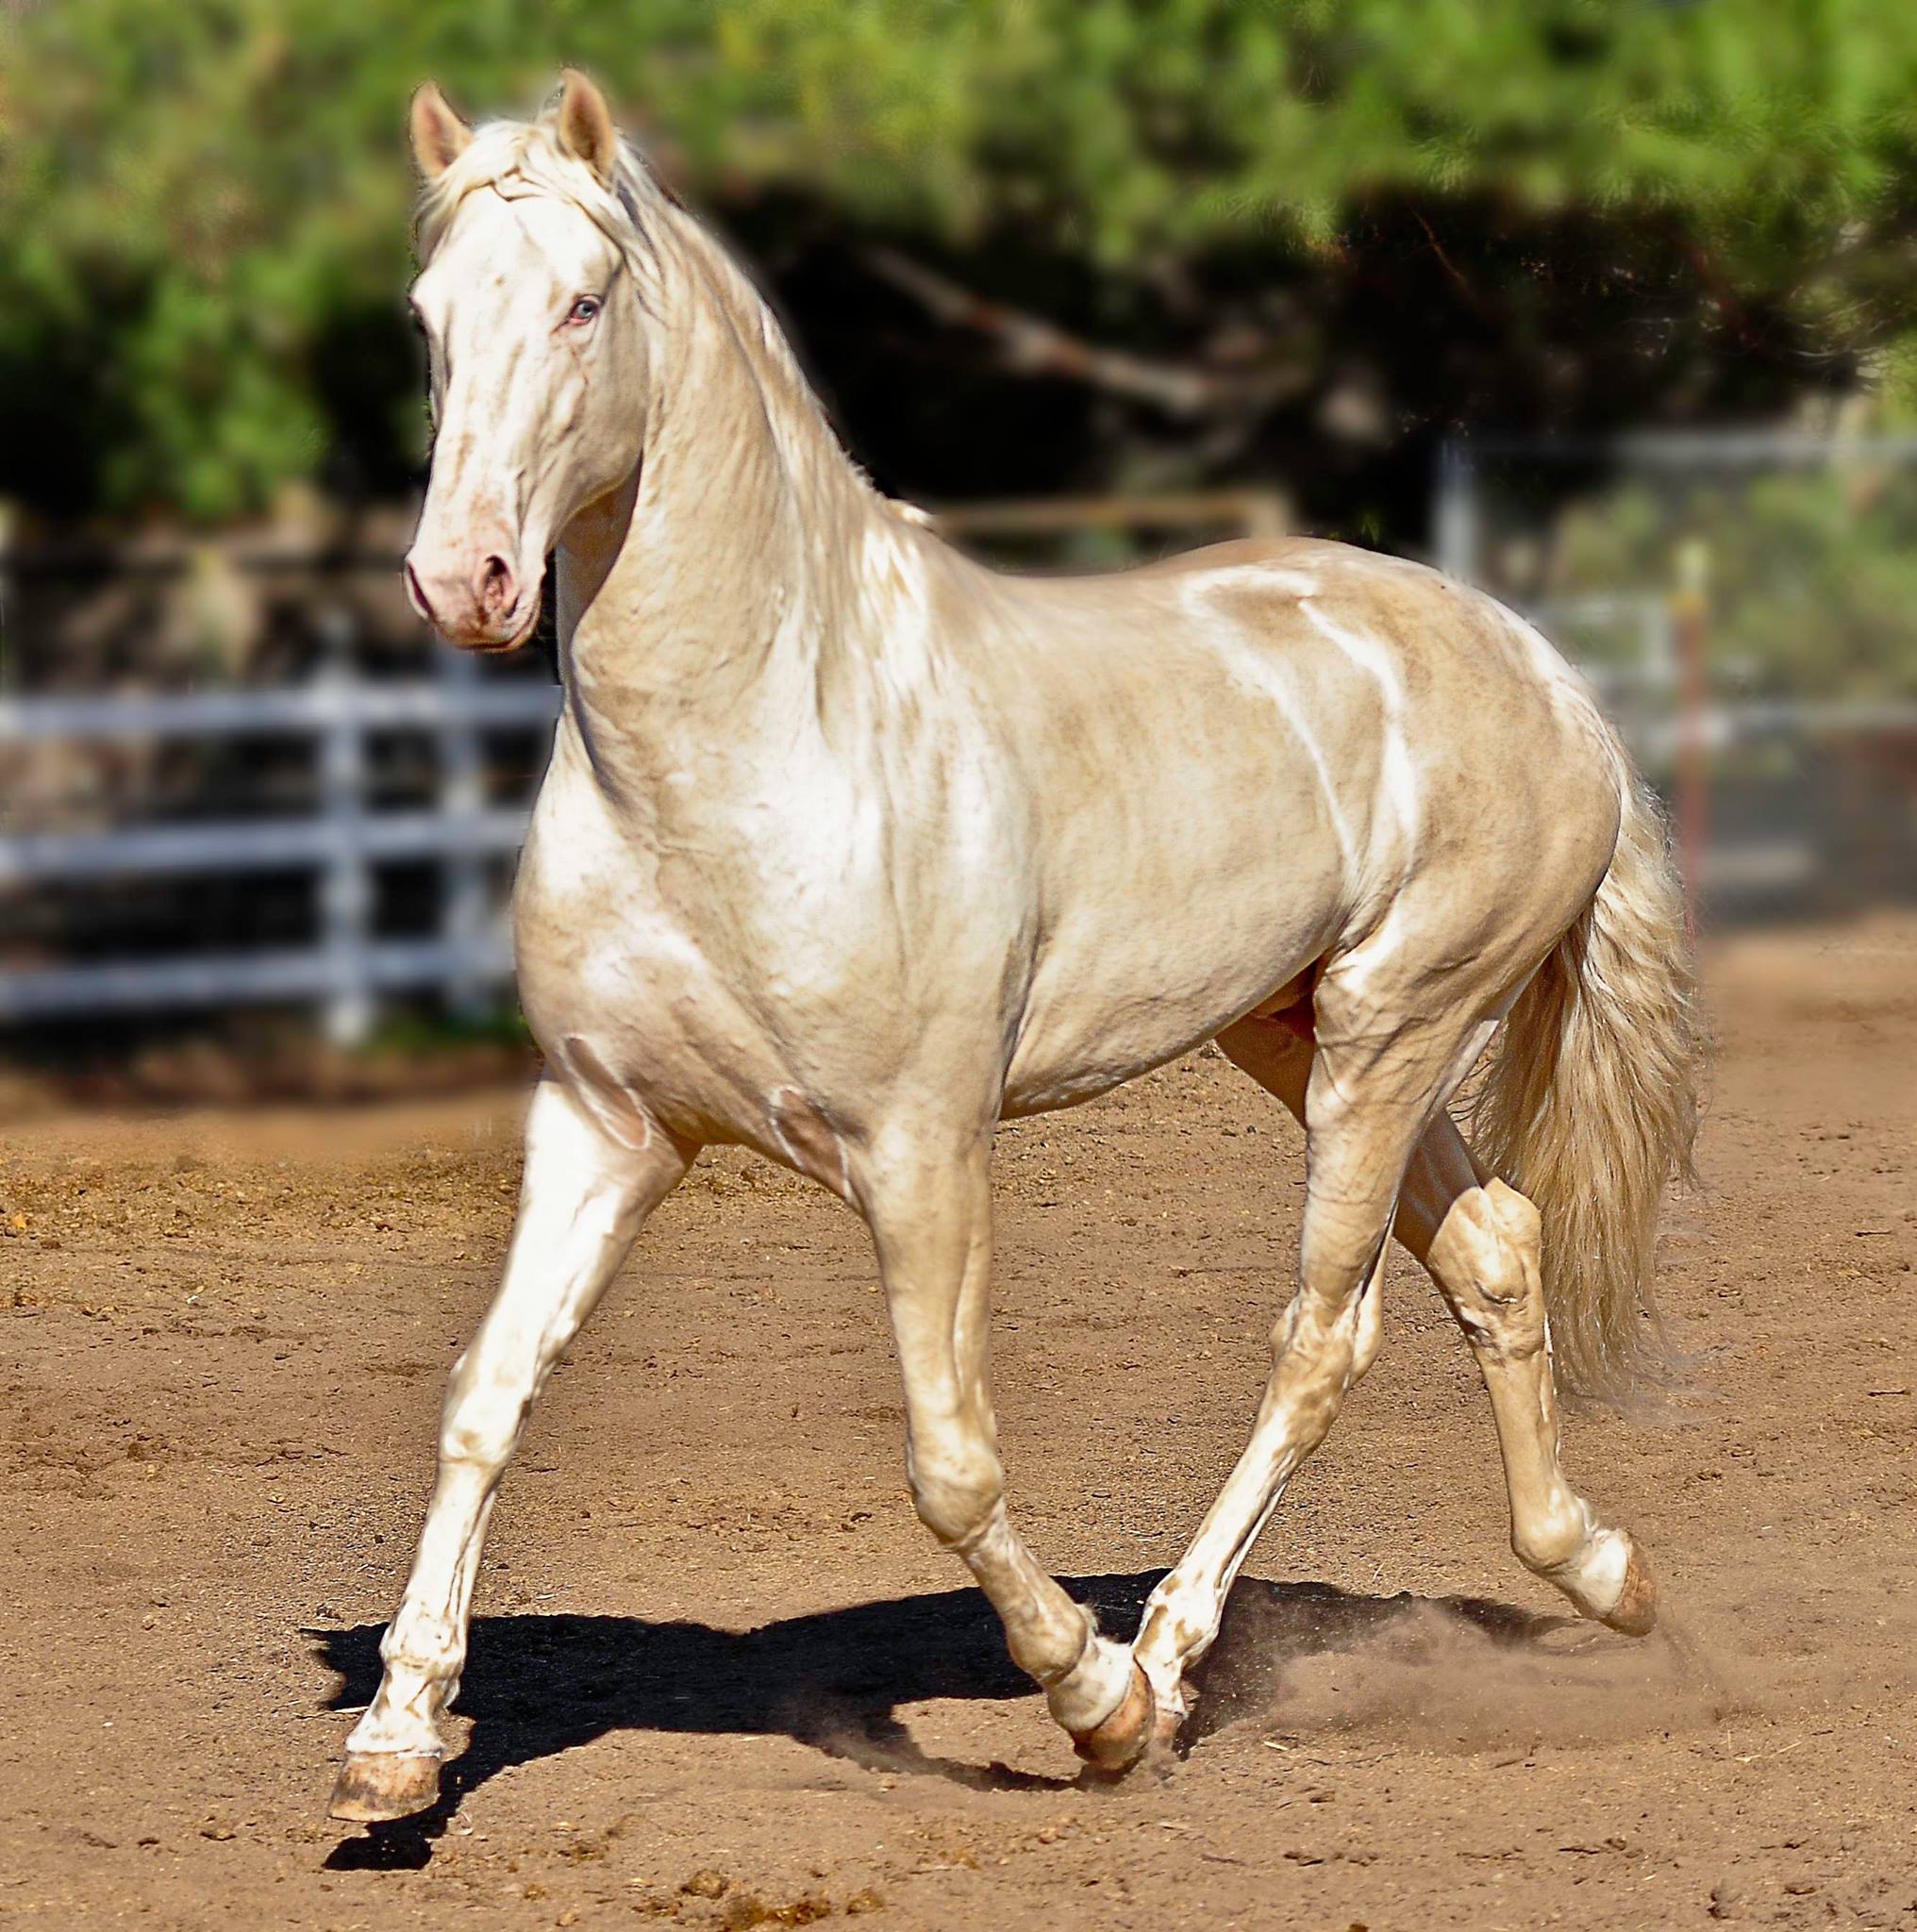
[7, 473, 1912, 1042]
[0, 937, 516, 1024]
[0, 805, 537, 885]
[8, 651, 1908, 1034]
[0, 667, 558, 1041]
[1438, 431, 1917, 927]
[1, 493, 1299, 1044]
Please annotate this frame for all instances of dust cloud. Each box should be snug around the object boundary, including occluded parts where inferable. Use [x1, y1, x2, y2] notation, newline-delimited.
[1190, 1578, 1739, 1755]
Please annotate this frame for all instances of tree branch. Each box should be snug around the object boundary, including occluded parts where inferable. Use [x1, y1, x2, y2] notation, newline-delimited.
[860, 245, 1305, 417]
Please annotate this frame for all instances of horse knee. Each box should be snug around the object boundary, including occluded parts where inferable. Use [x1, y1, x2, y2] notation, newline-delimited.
[438, 1363, 525, 1468]
[1258, 1288, 1369, 1452]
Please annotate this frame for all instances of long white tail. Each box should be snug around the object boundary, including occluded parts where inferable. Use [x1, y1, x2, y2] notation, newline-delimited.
[1471, 753, 1704, 1397]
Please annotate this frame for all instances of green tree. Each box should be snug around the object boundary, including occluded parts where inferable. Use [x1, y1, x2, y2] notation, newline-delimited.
[3, 0, 1914, 522]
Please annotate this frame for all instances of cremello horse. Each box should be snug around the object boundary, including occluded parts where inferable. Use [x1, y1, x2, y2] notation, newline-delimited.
[330, 73, 1700, 1822]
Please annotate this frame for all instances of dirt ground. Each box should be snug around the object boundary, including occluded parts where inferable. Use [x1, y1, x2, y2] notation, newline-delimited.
[2, 915, 1912, 1930]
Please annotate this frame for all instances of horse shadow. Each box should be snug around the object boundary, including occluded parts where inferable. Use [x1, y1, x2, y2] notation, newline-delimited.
[312, 1571, 1561, 1870]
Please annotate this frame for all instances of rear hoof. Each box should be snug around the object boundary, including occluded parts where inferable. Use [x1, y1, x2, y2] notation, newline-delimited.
[1070, 1661, 1154, 1775]
[1151, 1701, 1184, 1753]
[1601, 1540, 1659, 1637]
[328, 1751, 442, 1824]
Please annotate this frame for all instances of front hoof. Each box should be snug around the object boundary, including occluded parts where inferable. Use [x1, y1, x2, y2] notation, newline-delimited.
[1600, 1540, 1659, 1637]
[1069, 1662, 1154, 1775]
[328, 1752, 442, 1824]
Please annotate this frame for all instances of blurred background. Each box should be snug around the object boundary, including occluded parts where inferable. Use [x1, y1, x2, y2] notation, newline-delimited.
[2, 0, 1914, 1100]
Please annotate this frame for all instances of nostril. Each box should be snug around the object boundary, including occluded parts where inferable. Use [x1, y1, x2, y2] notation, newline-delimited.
[403, 559, 435, 625]
[477, 554, 515, 618]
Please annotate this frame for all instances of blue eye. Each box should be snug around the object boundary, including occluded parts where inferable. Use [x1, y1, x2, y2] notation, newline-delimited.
[567, 295, 602, 325]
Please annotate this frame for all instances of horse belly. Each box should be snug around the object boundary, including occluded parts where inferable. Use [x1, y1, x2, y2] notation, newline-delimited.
[1001, 858, 1342, 1116]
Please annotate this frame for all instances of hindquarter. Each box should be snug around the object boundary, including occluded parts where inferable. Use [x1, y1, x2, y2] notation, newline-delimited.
[993, 541, 1623, 1112]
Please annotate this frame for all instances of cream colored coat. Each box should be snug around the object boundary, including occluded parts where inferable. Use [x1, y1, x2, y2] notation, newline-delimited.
[330, 76, 1698, 1824]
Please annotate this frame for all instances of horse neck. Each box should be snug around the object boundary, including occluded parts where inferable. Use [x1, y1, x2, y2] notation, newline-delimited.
[557, 210, 898, 762]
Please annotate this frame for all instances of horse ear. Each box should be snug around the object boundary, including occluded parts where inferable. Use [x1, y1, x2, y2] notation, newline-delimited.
[410, 81, 473, 180]
[556, 68, 620, 186]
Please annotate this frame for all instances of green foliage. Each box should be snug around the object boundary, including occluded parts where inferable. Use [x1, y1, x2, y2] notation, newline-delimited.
[3, 0, 1916, 518]
[1552, 466, 1917, 699]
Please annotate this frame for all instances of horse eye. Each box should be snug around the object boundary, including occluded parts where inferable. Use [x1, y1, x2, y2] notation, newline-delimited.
[568, 295, 602, 325]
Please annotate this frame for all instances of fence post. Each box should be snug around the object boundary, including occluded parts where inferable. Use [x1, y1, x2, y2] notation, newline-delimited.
[1240, 491, 1287, 540]
[317, 623, 374, 1046]
[437, 643, 491, 1018]
[1671, 540, 1712, 942]
[1434, 440, 1479, 582]
[0, 499, 15, 695]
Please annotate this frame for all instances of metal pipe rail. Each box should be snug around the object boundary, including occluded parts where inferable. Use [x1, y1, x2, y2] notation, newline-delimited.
[0, 672, 559, 1041]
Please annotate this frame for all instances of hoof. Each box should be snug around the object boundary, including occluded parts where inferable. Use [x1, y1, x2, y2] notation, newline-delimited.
[1150, 1700, 1184, 1757]
[1069, 1662, 1154, 1775]
[1601, 1540, 1659, 1637]
[328, 1751, 442, 1824]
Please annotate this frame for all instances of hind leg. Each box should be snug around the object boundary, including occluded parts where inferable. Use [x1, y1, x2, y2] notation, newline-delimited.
[1397, 1121, 1657, 1634]
[1217, 1013, 1655, 1635]
[1131, 1009, 1479, 1729]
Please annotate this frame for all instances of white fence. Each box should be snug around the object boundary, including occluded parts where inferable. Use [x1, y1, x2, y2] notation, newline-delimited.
[9, 468, 1909, 1047]
[2, 495, 1295, 1047]
[0, 657, 558, 1042]
[1435, 431, 1917, 917]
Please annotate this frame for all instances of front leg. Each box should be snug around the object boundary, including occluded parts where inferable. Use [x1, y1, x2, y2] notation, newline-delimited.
[329, 1078, 693, 1822]
[860, 1131, 1151, 1771]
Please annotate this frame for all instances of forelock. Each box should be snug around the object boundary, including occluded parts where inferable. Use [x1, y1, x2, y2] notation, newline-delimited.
[414, 115, 671, 268]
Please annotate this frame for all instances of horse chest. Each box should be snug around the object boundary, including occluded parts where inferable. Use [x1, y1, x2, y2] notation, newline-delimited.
[510, 798, 931, 1173]
[514, 868, 770, 1106]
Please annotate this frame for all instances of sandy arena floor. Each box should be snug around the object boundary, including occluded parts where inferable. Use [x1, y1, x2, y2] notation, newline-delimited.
[1, 915, 1912, 1929]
